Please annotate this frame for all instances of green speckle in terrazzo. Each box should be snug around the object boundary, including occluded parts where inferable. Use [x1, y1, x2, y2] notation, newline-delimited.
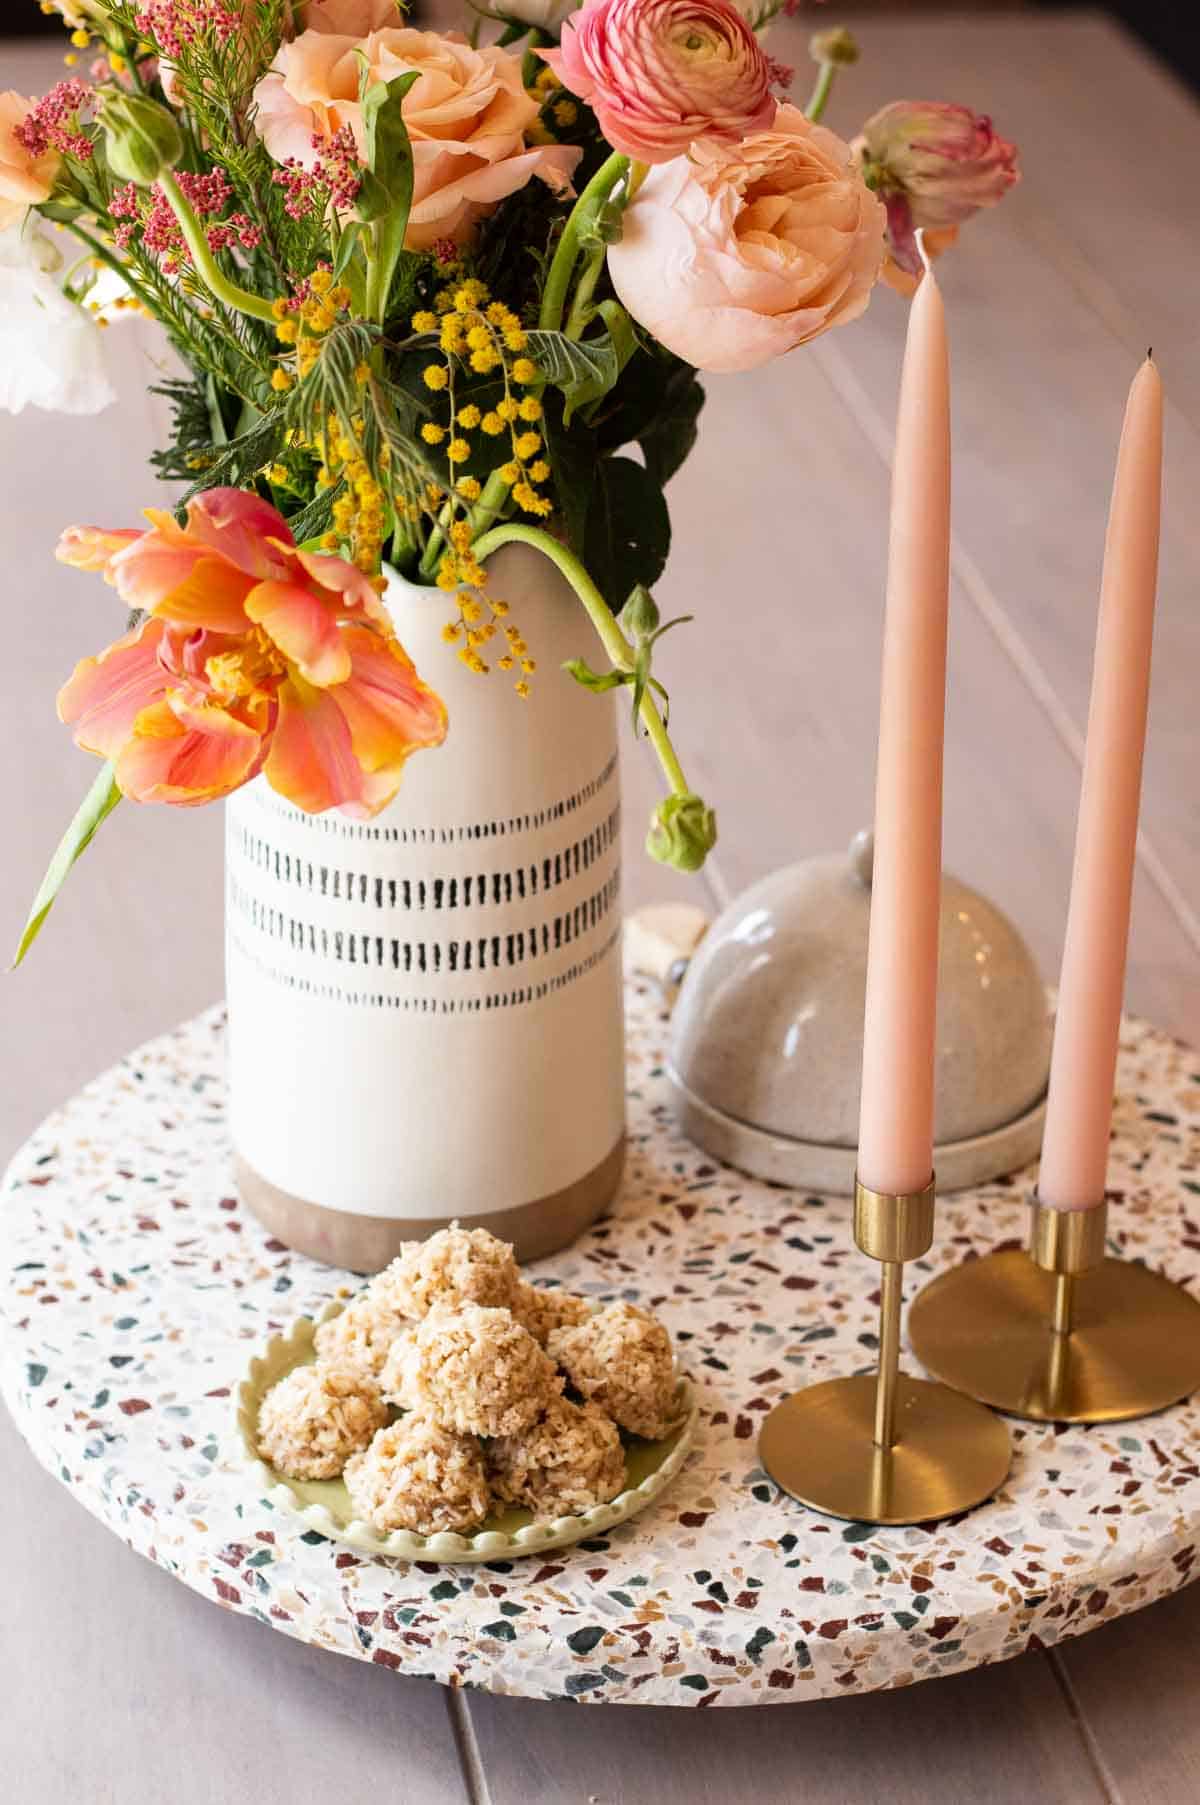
[3, 976, 1200, 1705]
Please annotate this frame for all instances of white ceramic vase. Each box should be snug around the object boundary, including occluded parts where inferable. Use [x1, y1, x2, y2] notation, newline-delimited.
[224, 544, 625, 1270]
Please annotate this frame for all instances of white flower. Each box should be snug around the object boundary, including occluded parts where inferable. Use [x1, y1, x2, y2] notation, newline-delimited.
[0, 223, 116, 416]
[495, 0, 580, 28]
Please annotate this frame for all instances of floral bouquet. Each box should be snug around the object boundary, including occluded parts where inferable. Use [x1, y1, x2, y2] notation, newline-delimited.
[6, 0, 1017, 962]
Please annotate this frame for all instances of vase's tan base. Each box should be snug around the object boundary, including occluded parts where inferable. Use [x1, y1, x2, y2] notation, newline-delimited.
[234, 1137, 627, 1273]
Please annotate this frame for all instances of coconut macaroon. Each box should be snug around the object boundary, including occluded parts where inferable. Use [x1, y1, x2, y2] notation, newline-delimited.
[488, 1394, 626, 1518]
[382, 1224, 520, 1320]
[510, 1279, 592, 1347]
[313, 1276, 411, 1384]
[377, 1324, 421, 1411]
[344, 1415, 492, 1537]
[257, 1363, 387, 1481]
[548, 1301, 678, 1440]
[401, 1301, 562, 1437]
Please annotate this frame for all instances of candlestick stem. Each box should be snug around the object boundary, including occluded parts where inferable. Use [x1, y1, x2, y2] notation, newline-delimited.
[911, 1194, 1200, 1422]
[874, 1260, 903, 1450]
[758, 1175, 1010, 1523]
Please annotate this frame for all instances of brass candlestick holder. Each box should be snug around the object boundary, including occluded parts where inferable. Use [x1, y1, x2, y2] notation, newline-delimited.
[909, 1196, 1200, 1423]
[759, 1177, 1012, 1525]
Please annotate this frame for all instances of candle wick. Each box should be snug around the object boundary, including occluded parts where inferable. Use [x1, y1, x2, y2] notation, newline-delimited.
[915, 228, 933, 277]
[1147, 346, 1154, 361]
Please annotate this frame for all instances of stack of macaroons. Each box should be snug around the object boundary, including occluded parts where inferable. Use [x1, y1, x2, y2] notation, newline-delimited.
[254, 1224, 680, 1537]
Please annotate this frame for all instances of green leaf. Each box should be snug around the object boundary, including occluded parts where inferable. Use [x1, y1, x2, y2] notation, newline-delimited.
[527, 328, 619, 424]
[566, 302, 639, 428]
[12, 762, 121, 968]
[594, 353, 705, 488]
[354, 168, 391, 225]
[358, 69, 419, 322]
[287, 484, 337, 546]
[563, 657, 627, 695]
[594, 301, 637, 382]
[640, 372, 705, 489]
[152, 401, 285, 502]
[584, 455, 671, 607]
[541, 391, 592, 559]
[204, 372, 231, 446]
[333, 219, 363, 281]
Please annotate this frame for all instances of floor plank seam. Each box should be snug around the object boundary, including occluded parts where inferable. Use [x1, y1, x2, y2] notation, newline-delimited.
[1048, 1650, 1124, 1804]
[444, 1688, 495, 1805]
[1013, 204, 1175, 398]
[812, 334, 1200, 963]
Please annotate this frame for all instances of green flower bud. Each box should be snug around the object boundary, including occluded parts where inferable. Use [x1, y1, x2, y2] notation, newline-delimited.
[619, 583, 660, 642]
[100, 94, 183, 187]
[646, 793, 717, 874]
[810, 27, 860, 68]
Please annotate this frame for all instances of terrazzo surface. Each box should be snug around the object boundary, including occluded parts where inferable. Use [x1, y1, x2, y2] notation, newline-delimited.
[2, 973, 1200, 1706]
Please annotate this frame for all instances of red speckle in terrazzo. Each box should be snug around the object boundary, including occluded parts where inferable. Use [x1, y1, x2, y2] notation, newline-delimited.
[3, 977, 1200, 1704]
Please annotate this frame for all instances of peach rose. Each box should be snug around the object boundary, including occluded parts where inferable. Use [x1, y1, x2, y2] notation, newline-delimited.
[0, 93, 61, 231]
[540, 0, 786, 165]
[253, 28, 580, 251]
[157, 3, 396, 108]
[301, 0, 399, 28]
[607, 104, 885, 374]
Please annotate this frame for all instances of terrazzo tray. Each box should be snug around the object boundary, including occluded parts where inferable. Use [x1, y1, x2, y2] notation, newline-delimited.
[3, 966, 1200, 1705]
[236, 1300, 698, 1562]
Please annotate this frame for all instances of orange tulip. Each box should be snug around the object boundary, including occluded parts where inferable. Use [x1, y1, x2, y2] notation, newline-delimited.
[57, 488, 446, 813]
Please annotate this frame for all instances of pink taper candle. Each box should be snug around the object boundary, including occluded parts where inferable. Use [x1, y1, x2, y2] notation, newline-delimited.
[857, 263, 951, 1196]
[1037, 356, 1163, 1212]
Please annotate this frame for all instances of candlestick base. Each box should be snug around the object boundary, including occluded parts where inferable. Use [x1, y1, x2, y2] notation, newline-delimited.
[908, 1252, 1200, 1423]
[759, 1373, 1012, 1526]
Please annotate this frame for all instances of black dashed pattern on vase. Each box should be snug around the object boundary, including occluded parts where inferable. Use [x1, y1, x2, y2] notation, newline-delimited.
[225, 759, 623, 1013]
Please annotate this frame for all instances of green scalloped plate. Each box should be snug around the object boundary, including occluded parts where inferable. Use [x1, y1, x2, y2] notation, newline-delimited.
[235, 1300, 699, 1563]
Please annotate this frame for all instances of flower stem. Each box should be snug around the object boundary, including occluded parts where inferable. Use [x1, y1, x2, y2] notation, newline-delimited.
[564, 246, 604, 341]
[158, 170, 278, 325]
[466, 466, 514, 541]
[805, 61, 838, 124]
[363, 220, 384, 325]
[471, 521, 690, 798]
[538, 150, 629, 335]
[60, 219, 152, 313]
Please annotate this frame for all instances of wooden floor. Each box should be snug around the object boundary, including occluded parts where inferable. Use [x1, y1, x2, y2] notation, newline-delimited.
[3, 12, 1199, 1802]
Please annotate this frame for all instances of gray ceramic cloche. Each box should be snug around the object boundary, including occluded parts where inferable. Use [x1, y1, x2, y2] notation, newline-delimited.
[667, 832, 1051, 1194]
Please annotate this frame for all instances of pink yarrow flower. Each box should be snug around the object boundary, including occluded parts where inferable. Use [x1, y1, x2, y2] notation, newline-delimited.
[12, 80, 94, 165]
[111, 167, 259, 271]
[134, 0, 241, 61]
[540, 0, 790, 165]
[854, 100, 1019, 276]
[253, 27, 580, 251]
[0, 92, 63, 229]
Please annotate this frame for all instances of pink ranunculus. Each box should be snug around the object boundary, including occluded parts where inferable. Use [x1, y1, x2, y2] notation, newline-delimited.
[607, 104, 885, 374]
[253, 27, 580, 250]
[0, 92, 61, 230]
[854, 100, 1019, 276]
[540, 0, 787, 164]
[56, 488, 446, 814]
